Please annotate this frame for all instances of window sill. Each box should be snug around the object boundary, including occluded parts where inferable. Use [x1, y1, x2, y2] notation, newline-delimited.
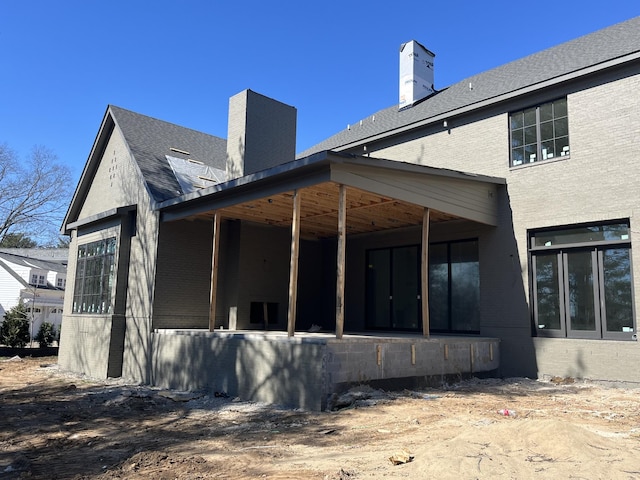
[535, 331, 637, 341]
[510, 154, 570, 170]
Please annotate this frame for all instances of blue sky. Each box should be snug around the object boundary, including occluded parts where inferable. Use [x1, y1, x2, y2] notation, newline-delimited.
[1, 1, 638, 182]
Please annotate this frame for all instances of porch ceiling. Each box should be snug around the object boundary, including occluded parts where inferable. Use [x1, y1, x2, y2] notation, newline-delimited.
[191, 181, 458, 239]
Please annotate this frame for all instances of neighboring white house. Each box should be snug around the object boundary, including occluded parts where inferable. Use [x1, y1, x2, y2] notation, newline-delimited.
[0, 249, 69, 339]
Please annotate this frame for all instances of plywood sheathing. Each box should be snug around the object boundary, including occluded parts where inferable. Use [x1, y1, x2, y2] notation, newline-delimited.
[193, 182, 457, 239]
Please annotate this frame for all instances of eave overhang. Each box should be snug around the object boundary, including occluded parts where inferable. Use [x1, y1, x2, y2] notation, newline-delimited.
[331, 51, 640, 154]
[159, 151, 505, 239]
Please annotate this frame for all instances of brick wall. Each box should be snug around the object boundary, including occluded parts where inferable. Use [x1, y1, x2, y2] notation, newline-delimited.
[349, 70, 640, 381]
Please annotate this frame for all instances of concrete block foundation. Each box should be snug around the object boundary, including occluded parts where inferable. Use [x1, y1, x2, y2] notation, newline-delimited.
[150, 330, 500, 410]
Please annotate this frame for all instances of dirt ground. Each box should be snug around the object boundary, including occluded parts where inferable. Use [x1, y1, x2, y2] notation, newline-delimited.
[1, 356, 640, 480]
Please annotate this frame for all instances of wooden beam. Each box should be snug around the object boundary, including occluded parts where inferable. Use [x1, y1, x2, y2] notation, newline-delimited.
[421, 208, 430, 337]
[287, 189, 301, 337]
[335, 184, 347, 339]
[208, 212, 221, 332]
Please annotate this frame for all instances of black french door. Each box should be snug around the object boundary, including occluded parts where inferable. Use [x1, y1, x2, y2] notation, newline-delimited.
[366, 245, 421, 331]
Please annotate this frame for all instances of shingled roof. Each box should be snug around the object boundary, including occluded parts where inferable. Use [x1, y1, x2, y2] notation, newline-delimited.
[299, 16, 640, 157]
[0, 251, 67, 273]
[109, 106, 227, 202]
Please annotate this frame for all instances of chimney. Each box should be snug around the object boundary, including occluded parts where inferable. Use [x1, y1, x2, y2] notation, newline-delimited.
[226, 89, 297, 180]
[399, 40, 435, 109]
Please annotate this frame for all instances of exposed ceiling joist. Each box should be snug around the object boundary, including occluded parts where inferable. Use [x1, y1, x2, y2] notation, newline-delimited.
[192, 181, 459, 239]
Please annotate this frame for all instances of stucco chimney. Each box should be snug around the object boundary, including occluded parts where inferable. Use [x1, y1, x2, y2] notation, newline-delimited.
[399, 40, 435, 109]
[226, 89, 297, 179]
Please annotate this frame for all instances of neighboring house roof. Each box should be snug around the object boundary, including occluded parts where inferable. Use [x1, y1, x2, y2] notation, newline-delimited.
[0, 251, 67, 274]
[299, 16, 640, 157]
[0, 251, 67, 305]
[0, 248, 69, 262]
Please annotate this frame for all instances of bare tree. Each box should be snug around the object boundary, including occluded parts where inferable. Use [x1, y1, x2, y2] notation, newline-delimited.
[0, 143, 72, 245]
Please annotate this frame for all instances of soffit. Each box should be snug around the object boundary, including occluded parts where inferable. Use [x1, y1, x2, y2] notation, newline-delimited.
[189, 181, 458, 239]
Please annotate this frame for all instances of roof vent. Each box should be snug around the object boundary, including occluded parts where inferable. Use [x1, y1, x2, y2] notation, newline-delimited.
[399, 40, 435, 109]
[169, 147, 190, 155]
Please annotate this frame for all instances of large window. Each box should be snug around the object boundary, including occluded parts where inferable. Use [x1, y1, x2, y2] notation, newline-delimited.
[510, 98, 569, 167]
[530, 221, 634, 339]
[365, 240, 480, 333]
[429, 239, 480, 333]
[72, 237, 117, 314]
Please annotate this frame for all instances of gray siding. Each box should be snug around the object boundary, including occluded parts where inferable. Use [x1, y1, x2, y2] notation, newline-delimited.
[332, 163, 501, 225]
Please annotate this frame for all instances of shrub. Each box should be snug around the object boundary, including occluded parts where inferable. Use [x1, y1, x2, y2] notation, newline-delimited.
[36, 322, 57, 348]
[0, 303, 30, 347]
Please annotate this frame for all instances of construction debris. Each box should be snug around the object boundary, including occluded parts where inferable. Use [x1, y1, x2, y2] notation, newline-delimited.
[389, 449, 414, 465]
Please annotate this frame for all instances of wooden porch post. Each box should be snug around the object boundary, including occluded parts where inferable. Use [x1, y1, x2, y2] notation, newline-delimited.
[287, 189, 301, 337]
[421, 207, 430, 337]
[208, 212, 221, 332]
[335, 184, 347, 339]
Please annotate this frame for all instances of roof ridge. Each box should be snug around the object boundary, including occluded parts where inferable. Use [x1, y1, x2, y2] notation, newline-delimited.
[108, 105, 226, 142]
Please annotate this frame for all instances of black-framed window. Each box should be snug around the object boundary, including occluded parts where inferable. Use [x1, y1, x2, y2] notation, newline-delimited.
[510, 98, 569, 167]
[72, 237, 117, 314]
[530, 221, 634, 340]
[429, 239, 480, 334]
[365, 240, 480, 334]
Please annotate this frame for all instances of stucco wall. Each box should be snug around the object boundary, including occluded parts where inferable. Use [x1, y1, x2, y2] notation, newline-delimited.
[59, 223, 126, 378]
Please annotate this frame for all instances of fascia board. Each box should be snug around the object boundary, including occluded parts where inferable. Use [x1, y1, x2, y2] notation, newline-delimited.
[61, 108, 115, 235]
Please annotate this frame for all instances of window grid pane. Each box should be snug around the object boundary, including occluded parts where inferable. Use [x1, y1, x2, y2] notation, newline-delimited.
[535, 254, 562, 330]
[566, 251, 596, 331]
[72, 237, 116, 314]
[602, 248, 634, 333]
[531, 221, 634, 340]
[510, 98, 569, 166]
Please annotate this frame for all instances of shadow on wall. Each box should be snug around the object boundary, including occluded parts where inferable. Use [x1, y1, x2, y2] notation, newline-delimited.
[151, 333, 326, 410]
[483, 185, 538, 378]
[115, 153, 167, 384]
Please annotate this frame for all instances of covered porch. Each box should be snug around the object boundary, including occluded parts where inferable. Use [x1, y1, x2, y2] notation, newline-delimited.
[151, 152, 505, 408]
[157, 151, 505, 336]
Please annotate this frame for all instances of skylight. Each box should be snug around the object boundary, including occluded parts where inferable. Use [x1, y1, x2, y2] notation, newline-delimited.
[167, 155, 227, 195]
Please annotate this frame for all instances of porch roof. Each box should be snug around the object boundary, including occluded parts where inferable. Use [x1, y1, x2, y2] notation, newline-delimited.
[158, 151, 505, 239]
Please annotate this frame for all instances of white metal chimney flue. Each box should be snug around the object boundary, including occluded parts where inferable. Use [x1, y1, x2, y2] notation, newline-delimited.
[399, 40, 435, 109]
